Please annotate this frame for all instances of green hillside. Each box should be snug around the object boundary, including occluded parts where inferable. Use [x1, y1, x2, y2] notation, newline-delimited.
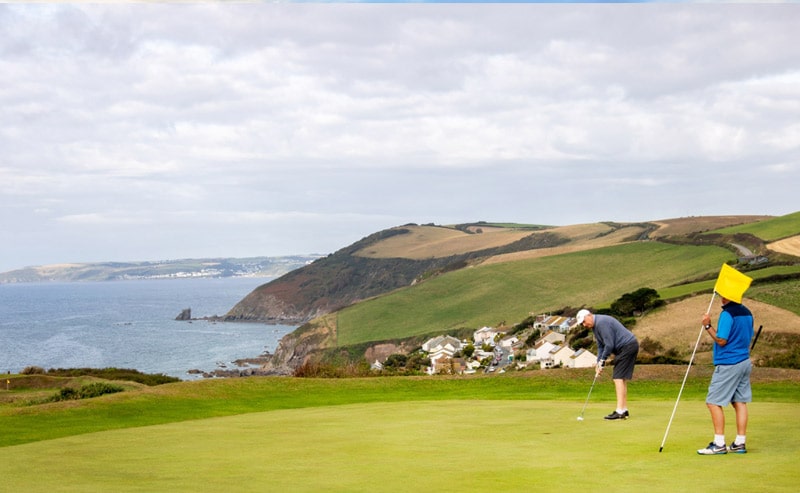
[711, 211, 800, 241]
[336, 241, 733, 346]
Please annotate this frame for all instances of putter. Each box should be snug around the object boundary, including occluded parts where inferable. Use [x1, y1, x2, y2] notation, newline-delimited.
[751, 325, 763, 351]
[577, 361, 602, 421]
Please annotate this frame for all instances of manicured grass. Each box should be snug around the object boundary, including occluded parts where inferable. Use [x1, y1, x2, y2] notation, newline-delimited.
[2, 367, 798, 448]
[712, 211, 800, 241]
[337, 242, 733, 345]
[2, 388, 799, 492]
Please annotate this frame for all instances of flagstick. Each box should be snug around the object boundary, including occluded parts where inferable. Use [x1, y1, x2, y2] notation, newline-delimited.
[659, 292, 717, 453]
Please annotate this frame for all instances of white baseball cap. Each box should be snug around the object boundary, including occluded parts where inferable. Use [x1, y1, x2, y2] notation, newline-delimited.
[576, 309, 591, 325]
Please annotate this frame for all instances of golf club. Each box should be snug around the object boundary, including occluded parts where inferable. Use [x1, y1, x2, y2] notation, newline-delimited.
[577, 361, 602, 421]
[751, 325, 763, 351]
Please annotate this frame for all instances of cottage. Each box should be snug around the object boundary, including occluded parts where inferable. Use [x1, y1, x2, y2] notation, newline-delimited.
[422, 335, 462, 354]
[535, 315, 575, 334]
[473, 326, 498, 345]
[499, 335, 519, 349]
[539, 330, 566, 345]
[429, 355, 466, 375]
[527, 340, 556, 363]
[549, 344, 576, 368]
[568, 348, 597, 369]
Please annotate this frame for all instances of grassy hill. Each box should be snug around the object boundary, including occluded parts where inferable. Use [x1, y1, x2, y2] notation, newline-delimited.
[256, 212, 800, 373]
[336, 241, 734, 345]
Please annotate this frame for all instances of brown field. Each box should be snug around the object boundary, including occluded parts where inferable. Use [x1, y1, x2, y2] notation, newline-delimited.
[768, 235, 800, 256]
[648, 215, 771, 238]
[634, 294, 800, 366]
[354, 225, 534, 259]
[481, 224, 645, 265]
[354, 216, 772, 262]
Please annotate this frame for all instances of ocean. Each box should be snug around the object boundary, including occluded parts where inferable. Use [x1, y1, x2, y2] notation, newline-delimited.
[0, 277, 296, 379]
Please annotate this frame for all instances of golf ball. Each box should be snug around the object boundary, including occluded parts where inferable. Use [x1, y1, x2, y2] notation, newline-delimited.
[577, 416, 584, 421]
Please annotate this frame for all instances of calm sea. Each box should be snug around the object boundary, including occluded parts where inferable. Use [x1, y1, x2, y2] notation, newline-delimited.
[0, 278, 295, 379]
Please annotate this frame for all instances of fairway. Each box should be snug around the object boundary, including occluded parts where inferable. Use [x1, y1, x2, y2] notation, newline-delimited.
[3, 399, 798, 492]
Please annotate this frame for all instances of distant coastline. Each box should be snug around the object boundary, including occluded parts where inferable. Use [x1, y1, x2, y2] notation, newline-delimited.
[0, 255, 321, 284]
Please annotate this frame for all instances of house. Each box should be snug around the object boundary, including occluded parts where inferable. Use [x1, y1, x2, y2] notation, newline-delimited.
[370, 359, 384, 371]
[429, 355, 466, 375]
[473, 326, 498, 345]
[527, 340, 556, 363]
[539, 330, 566, 345]
[549, 344, 576, 368]
[499, 335, 519, 349]
[422, 335, 462, 354]
[568, 348, 597, 369]
[535, 315, 575, 334]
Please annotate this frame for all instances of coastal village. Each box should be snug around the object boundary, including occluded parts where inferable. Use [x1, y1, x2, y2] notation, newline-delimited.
[371, 314, 597, 375]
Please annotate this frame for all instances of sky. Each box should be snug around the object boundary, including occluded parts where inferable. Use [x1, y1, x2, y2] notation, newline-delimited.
[1, 3, 799, 272]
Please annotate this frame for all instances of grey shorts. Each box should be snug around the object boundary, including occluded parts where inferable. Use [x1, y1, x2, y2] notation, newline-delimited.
[706, 359, 752, 406]
[611, 340, 639, 380]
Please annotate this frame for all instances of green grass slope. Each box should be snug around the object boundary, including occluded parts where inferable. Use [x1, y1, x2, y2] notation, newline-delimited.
[711, 211, 800, 241]
[336, 241, 733, 346]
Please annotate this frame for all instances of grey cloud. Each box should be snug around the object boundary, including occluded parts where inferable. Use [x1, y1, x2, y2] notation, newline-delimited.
[1, 3, 798, 271]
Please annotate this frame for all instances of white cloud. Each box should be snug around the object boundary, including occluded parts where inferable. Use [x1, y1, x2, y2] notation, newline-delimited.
[1, 3, 798, 271]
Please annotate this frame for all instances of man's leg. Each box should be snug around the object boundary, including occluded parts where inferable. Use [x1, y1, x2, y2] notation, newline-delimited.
[614, 378, 627, 411]
[707, 403, 726, 435]
[732, 401, 748, 435]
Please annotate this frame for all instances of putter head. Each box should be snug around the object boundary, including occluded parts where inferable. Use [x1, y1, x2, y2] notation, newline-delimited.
[577, 416, 584, 421]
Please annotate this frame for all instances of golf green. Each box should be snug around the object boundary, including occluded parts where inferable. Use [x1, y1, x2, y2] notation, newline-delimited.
[2, 399, 797, 492]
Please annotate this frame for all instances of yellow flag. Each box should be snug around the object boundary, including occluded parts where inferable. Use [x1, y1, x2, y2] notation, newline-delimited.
[713, 263, 753, 303]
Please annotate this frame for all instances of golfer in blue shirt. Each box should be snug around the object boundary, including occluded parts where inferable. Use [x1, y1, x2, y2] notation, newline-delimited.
[697, 297, 754, 455]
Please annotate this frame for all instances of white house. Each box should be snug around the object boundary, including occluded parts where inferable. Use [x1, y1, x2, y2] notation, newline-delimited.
[473, 326, 497, 345]
[422, 335, 462, 354]
[549, 344, 576, 368]
[568, 348, 597, 369]
[527, 340, 556, 362]
[536, 315, 575, 334]
[539, 330, 566, 345]
[499, 335, 519, 349]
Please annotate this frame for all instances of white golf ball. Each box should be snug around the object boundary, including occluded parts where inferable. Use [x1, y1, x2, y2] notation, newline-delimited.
[577, 416, 584, 421]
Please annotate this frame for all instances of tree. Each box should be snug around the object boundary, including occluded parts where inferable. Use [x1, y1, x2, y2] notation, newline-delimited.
[463, 343, 475, 358]
[610, 287, 664, 317]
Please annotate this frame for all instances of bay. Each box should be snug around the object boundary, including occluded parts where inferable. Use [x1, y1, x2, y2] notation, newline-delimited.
[0, 278, 295, 379]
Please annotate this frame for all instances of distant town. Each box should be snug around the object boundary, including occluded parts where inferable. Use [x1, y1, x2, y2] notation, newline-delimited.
[0, 255, 322, 283]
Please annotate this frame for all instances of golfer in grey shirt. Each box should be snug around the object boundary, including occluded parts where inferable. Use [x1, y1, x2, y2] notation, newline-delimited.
[576, 309, 640, 420]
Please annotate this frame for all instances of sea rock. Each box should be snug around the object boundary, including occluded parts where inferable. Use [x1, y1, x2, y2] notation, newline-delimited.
[175, 308, 191, 321]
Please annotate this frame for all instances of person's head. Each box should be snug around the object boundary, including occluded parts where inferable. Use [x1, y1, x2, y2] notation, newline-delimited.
[576, 309, 594, 328]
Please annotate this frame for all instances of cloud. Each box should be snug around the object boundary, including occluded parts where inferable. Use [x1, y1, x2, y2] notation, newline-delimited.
[0, 3, 798, 271]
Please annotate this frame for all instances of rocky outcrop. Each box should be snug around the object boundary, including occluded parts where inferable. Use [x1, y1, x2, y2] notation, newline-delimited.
[175, 308, 191, 321]
[258, 315, 338, 375]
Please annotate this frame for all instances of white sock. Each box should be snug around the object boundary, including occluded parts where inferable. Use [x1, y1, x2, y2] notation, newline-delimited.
[616, 408, 625, 414]
[735, 435, 746, 445]
[714, 434, 725, 447]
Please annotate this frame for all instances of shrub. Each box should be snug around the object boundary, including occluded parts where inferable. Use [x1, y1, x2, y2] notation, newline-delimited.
[49, 382, 124, 402]
[44, 368, 179, 386]
[21, 366, 46, 375]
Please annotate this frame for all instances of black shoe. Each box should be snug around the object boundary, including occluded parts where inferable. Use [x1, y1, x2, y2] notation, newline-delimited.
[728, 442, 747, 454]
[604, 410, 629, 420]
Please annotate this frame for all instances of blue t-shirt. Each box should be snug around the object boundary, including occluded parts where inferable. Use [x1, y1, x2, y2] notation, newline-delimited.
[714, 302, 754, 365]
